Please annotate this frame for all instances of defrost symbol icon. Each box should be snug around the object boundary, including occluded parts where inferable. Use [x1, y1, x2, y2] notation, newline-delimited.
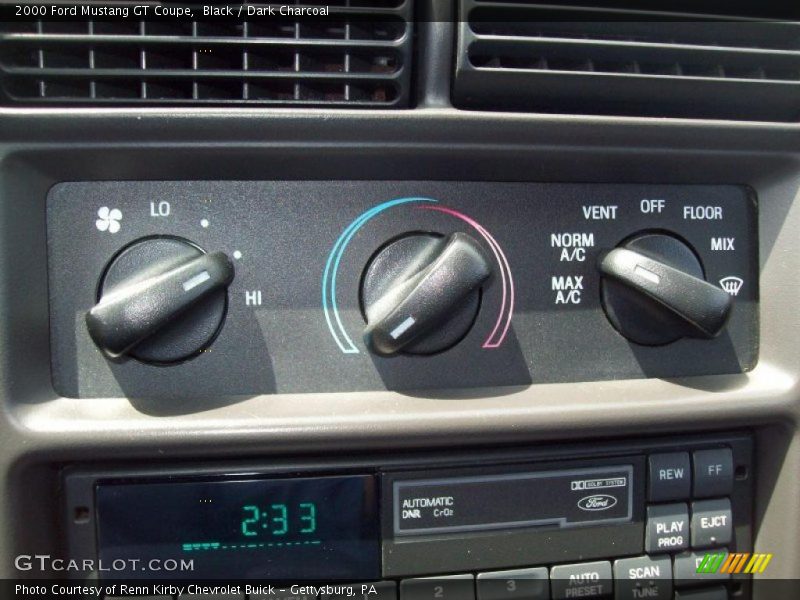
[96, 206, 122, 234]
[719, 276, 744, 296]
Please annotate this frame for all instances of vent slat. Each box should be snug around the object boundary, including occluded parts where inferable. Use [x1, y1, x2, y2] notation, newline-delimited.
[470, 36, 800, 61]
[468, 38, 800, 81]
[2, 67, 404, 82]
[0, 34, 409, 49]
[454, 0, 800, 121]
[0, 1, 412, 107]
[7, 95, 397, 106]
[470, 17, 800, 50]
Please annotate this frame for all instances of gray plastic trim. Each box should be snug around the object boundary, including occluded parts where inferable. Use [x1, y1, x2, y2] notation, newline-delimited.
[0, 107, 798, 586]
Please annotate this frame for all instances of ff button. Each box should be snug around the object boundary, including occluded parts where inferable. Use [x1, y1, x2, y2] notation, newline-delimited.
[693, 449, 733, 498]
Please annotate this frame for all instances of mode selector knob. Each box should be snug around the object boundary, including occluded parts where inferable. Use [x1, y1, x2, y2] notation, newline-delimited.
[87, 237, 234, 364]
[599, 232, 732, 346]
[361, 232, 492, 355]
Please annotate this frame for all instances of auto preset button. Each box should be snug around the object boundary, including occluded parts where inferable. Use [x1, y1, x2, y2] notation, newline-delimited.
[551, 560, 612, 599]
[645, 503, 689, 553]
[691, 498, 733, 548]
[613, 554, 672, 600]
[648, 452, 691, 502]
[693, 449, 733, 498]
[400, 575, 475, 600]
[477, 567, 549, 600]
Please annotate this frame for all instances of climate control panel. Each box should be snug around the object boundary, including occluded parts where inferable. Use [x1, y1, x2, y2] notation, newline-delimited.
[46, 182, 758, 397]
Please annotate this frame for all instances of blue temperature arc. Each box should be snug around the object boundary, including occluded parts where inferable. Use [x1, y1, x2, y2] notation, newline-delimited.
[322, 197, 438, 353]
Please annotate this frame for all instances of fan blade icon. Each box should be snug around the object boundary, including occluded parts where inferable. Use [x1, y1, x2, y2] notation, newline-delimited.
[96, 206, 122, 233]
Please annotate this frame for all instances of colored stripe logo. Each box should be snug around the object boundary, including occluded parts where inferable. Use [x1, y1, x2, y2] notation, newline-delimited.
[697, 552, 774, 574]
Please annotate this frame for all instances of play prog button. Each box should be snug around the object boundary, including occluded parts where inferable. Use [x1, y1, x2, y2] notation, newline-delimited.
[646, 503, 689, 553]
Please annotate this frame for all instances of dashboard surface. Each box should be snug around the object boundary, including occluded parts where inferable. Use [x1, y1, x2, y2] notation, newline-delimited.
[0, 5, 799, 598]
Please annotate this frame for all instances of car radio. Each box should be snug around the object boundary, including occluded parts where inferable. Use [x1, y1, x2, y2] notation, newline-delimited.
[63, 432, 753, 599]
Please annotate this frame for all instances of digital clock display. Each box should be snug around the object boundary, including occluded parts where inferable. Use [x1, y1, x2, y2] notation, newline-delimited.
[95, 474, 380, 580]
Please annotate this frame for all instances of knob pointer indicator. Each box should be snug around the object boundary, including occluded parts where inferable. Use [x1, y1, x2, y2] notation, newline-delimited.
[87, 237, 234, 363]
[599, 233, 732, 345]
[362, 232, 492, 355]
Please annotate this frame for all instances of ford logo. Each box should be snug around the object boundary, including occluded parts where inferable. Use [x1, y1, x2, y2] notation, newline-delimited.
[577, 494, 618, 511]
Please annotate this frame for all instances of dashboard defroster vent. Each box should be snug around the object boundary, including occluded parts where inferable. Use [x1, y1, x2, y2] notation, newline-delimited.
[0, 1, 413, 107]
[453, 0, 800, 121]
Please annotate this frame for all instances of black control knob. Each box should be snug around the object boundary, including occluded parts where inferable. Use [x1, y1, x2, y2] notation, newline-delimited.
[87, 237, 234, 363]
[599, 232, 732, 346]
[361, 232, 492, 355]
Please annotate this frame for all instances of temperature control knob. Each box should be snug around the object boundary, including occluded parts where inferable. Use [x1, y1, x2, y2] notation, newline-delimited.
[87, 237, 234, 363]
[599, 232, 732, 346]
[361, 232, 492, 355]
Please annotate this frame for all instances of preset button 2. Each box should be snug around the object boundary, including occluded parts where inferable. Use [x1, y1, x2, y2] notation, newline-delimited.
[400, 575, 475, 600]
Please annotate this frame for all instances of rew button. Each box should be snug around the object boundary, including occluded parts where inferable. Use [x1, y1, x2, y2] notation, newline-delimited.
[648, 452, 691, 502]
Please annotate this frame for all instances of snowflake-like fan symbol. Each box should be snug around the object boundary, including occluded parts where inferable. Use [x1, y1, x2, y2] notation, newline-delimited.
[95, 206, 122, 233]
